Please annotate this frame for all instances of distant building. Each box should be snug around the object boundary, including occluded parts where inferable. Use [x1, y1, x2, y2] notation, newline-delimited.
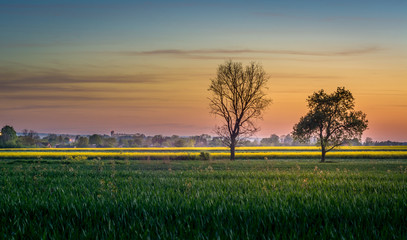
[110, 131, 143, 138]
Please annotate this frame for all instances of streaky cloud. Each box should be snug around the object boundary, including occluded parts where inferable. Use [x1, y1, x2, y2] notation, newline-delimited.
[0, 72, 173, 94]
[0, 95, 166, 102]
[254, 11, 405, 23]
[0, 104, 82, 111]
[0, 73, 160, 84]
[271, 73, 342, 79]
[118, 47, 382, 58]
[0, 102, 188, 111]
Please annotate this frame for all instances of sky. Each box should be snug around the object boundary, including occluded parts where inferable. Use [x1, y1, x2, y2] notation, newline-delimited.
[0, 0, 406, 141]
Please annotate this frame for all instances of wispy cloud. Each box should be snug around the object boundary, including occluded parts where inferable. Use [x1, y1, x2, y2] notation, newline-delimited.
[0, 73, 160, 84]
[0, 3, 122, 16]
[0, 100, 188, 112]
[357, 90, 407, 97]
[391, 104, 407, 108]
[0, 104, 83, 111]
[0, 72, 169, 94]
[0, 42, 76, 48]
[0, 95, 165, 102]
[254, 11, 404, 23]
[0, 2, 222, 17]
[271, 73, 342, 79]
[116, 47, 381, 59]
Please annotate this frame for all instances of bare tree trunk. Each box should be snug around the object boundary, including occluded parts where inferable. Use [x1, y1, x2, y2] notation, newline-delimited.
[230, 139, 236, 161]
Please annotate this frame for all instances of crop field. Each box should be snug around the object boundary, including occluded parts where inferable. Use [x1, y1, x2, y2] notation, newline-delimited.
[1, 146, 407, 160]
[1, 147, 406, 239]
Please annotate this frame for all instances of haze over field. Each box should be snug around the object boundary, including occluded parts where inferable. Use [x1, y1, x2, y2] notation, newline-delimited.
[1, 0, 406, 141]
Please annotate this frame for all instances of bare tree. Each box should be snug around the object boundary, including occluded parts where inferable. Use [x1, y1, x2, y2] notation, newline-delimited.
[21, 129, 40, 147]
[208, 60, 271, 160]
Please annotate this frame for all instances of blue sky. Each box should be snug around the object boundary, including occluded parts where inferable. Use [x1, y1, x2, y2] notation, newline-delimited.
[2, 0, 405, 49]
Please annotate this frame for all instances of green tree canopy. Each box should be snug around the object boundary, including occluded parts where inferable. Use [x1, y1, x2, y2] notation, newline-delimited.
[89, 134, 103, 146]
[102, 137, 117, 148]
[293, 87, 368, 162]
[260, 134, 280, 146]
[76, 137, 89, 148]
[0, 125, 18, 148]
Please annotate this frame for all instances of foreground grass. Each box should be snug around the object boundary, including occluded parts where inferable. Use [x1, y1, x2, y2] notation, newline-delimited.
[1, 159, 406, 239]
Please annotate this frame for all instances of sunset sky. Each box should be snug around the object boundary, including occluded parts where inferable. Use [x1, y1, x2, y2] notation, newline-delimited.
[1, 0, 406, 141]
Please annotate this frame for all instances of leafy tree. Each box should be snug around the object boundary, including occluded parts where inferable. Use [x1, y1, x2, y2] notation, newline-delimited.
[364, 137, 374, 146]
[131, 134, 145, 147]
[142, 135, 152, 147]
[208, 60, 271, 160]
[270, 134, 280, 145]
[102, 137, 117, 148]
[89, 134, 103, 146]
[293, 87, 368, 162]
[209, 137, 223, 147]
[45, 134, 58, 145]
[63, 137, 71, 145]
[44, 134, 71, 147]
[173, 138, 187, 147]
[344, 137, 362, 146]
[239, 139, 257, 147]
[0, 125, 18, 148]
[260, 134, 280, 146]
[118, 138, 130, 147]
[186, 138, 196, 147]
[162, 138, 172, 147]
[152, 135, 164, 147]
[56, 135, 64, 144]
[193, 134, 211, 147]
[283, 134, 293, 146]
[76, 137, 89, 148]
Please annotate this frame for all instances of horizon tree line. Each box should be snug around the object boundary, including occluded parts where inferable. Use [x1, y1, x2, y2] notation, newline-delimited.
[0, 124, 394, 149]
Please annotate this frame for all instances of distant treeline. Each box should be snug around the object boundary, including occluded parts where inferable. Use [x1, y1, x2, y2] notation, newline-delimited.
[0, 125, 405, 148]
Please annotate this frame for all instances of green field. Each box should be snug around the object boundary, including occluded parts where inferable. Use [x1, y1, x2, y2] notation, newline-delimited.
[1, 153, 406, 239]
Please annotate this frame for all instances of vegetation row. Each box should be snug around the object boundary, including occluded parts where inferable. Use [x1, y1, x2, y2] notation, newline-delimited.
[1, 150, 407, 160]
[1, 145, 406, 152]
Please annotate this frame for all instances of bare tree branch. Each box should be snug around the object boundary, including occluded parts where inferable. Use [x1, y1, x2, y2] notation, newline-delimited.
[208, 60, 271, 160]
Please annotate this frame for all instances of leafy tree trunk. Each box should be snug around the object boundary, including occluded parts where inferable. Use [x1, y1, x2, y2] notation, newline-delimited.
[320, 144, 326, 163]
[321, 150, 326, 163]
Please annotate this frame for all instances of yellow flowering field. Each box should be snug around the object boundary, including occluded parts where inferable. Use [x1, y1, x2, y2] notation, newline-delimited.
[0, 147, 406, 160]
[1, 145, 406, 152]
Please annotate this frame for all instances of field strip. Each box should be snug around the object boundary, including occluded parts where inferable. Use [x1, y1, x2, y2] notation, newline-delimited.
[1, 150, 407, 160]
[1, 146, 406, 152]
